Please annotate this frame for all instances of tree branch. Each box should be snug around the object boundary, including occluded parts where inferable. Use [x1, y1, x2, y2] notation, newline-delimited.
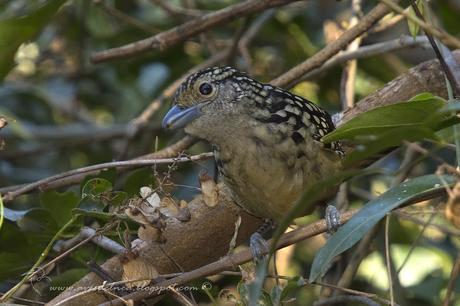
[271, 1, 400, 88]
[90, 0, 300, 63]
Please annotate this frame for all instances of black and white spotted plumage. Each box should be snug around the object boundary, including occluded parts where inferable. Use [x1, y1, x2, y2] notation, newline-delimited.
[170, 66, 343, 220]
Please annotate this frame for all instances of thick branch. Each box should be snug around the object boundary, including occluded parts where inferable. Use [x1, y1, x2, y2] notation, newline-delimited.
[47, 184, 262, 306]
[341, 51, 460, 123]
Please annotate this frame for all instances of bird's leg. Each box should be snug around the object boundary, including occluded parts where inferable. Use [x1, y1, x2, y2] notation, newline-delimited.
[325, 205, 341, 234]
[250, 219, 276, 261]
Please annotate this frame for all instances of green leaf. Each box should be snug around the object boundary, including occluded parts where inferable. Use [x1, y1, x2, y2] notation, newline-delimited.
[81, 178, 113, 199]
[40, 191, 80, 227]
[123, 168, 154, 196]
[17, 208, 59, 234]
[343, 126, 438, 167]
[49, 268, 88, 289]
[270, 285, 282, 305]
[79, 178, 115, 212]
[110, 191, 128, 206]
[309, 174, 456, 282]
[80, 168, 117, 193]
[322, 94, 446, 143]
[0, 252, 33, 280]
[280, 276, 306, 301]
[72, 208, 130, 221]
[407, 0, 424, 38]
[0, 0, 67, 80]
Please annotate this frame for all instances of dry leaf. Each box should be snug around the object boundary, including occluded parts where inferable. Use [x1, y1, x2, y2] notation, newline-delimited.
[239, 262, 256, 284]
[139, 187, 161, 211]
[176, 200, 191, 222]
[199, 170, 219, 207]
[0, 117, 7, 130]
[446, 183, 460, 228]
[138, 225, 164, 242]
[323, 20, 344, 44]
[122, 257, 159, 289]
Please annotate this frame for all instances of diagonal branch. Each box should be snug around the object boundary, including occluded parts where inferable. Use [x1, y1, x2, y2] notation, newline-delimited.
[271, 1, 400, 88]
[91, 0, 300, 63]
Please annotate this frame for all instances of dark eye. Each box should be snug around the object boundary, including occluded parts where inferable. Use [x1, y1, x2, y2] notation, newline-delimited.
[199, 83, 213, 96]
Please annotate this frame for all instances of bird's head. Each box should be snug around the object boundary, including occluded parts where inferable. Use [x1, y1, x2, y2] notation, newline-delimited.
[162, 67, 253, 135]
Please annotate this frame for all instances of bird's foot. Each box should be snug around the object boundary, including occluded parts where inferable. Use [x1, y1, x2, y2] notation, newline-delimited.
[249, 219, 275, 262]
[250, 232, 269, 262]
[325, 205, 341, 234]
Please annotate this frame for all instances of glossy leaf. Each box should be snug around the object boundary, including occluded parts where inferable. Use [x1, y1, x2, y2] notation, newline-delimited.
[407, 0, 425, 38]
[322, 93, 446, 143]
[309, 174, 456, 282]
[343, 126, 438, 167]
[17, 208, 59, 234]
[40, 190, 80, 227]
[81, 178, 113, 199]
[280, 276, 306, 301]
[123, 168, 154, 196]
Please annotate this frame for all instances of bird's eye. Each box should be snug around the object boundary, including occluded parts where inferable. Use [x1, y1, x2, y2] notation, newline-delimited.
[199, 83, 213, 96]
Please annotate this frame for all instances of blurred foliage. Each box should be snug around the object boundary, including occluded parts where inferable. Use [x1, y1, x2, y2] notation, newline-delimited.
[1, 0, 460, 305]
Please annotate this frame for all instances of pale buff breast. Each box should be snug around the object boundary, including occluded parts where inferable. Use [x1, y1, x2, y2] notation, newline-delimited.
[217, 135, 337, 221]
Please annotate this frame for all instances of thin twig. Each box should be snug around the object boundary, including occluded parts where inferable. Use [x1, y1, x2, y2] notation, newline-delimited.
[0, 293, 45, 305]
[149, 0, 205, 18]
[91, 0, 299, 63]
[379, 0, 460, 50]
[395, 210, 460, 237]
[93, 0, 159, 34]
[271, 2, 399, 88]
[336, 225, 380, 289]
[407, 0, 460, 97]
[443, 255, 460, 306]
[340, 0, 362, 109]
[314, 295, 380, 306]
[96, 210, 358, 306]
[31, 225, 122, 284]
[314, 281, 398, 306]
[300, 35, 430, 82]
[371, 13, 405, 33]
[2, 153, 213, 202]
[395, 204, 439, 275]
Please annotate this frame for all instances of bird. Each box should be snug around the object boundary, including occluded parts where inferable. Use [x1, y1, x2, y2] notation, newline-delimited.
[162, 66, 344, 256]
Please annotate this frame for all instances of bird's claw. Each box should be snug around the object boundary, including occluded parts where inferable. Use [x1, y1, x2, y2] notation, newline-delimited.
[325, 205, 341, 234]
[250, 232, 269, 262]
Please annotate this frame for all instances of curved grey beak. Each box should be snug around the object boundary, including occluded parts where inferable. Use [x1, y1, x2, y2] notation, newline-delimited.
[162, 105, 202, 129]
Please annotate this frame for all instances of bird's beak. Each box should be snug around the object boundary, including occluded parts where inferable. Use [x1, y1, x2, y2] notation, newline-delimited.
[162, 105, 202, 129]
